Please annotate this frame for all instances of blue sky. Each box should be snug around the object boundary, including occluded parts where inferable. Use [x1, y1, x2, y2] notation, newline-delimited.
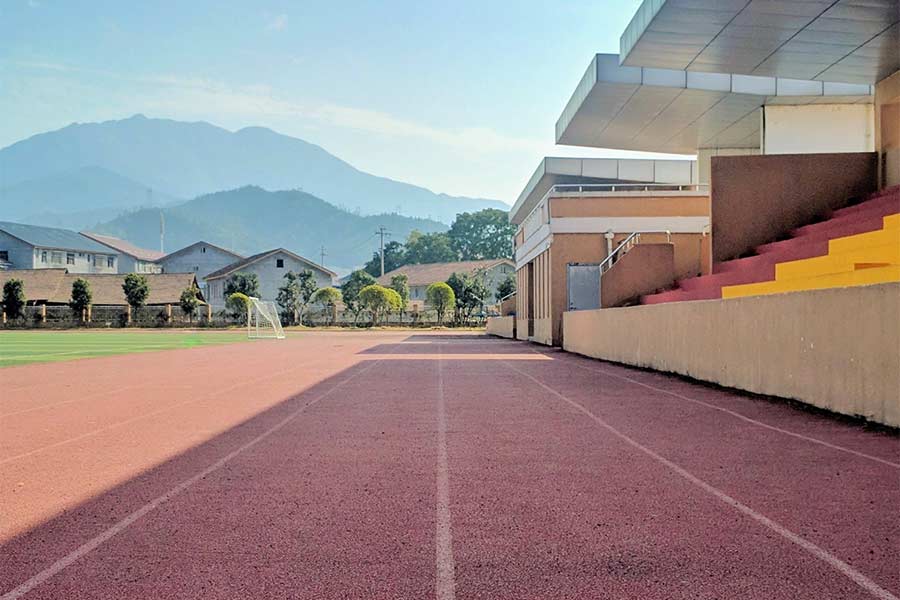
[0, 0, 687, 203]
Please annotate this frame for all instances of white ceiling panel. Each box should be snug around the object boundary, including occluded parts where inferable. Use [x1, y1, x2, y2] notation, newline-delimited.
[556, 54, 874, 154]
[620, 0, 899, 84]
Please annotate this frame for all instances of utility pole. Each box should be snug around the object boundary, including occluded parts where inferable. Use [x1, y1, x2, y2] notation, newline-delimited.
[319, 245, 327, 268]
[374, 227, 391, 276]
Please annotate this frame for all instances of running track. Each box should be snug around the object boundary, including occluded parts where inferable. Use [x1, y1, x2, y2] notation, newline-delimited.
[1, 331, 897, 599]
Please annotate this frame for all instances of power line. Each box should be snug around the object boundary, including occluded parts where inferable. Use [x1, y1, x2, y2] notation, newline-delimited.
[374, 227, 392, 276]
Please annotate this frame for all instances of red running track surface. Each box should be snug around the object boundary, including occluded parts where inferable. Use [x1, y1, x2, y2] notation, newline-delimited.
[0, 331, 897, 599]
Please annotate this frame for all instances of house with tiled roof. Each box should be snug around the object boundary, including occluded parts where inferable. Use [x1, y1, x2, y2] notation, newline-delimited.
[376, 259, 514, 309]
[0, 270, 203, 306]
[0, 221, 118, 274]
[80, 232, 165, 274]
[204, 248, 335, 309]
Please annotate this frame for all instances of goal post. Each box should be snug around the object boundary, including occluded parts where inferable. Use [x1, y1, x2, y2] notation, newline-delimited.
[247, 297, 286, 339]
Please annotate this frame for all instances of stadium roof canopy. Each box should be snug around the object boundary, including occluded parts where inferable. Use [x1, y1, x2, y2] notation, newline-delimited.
[555, 54, 874, 154]
[510, 157, 698, 224]
[619, 0, 899, 85]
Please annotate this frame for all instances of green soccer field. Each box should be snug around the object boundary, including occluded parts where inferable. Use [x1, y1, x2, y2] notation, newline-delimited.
[0, 330, 249, 367]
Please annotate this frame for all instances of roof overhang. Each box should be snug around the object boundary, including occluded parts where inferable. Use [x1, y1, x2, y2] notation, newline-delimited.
[556, 54, 874, 154]
[510, 156, 698, 224]
[620, 0, 899, 85]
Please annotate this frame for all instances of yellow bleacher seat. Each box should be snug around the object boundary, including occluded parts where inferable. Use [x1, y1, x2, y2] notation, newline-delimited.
[722, 214, 900, 299]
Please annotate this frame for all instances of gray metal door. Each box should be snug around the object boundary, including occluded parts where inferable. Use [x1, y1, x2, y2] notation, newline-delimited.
[567, 264, 601, 311]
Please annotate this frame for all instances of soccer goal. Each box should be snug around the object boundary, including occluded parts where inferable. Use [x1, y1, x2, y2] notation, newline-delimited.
[247, 297, 286, 339]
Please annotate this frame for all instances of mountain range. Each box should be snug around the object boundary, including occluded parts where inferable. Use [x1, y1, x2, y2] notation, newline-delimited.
[0, 115, 506, 225]
[93, 186, 447, 271]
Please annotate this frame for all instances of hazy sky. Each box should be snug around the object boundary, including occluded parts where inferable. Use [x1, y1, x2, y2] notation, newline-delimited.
[0, 0, 689, 203]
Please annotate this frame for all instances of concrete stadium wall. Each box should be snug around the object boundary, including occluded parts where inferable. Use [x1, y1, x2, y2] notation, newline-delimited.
[562, 283, 900, 427]
[710, 153, 878, 263]
[485, 316, 515, 339]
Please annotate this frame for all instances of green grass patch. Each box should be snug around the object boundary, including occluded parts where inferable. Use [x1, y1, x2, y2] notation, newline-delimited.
[0, 330, 249, 367]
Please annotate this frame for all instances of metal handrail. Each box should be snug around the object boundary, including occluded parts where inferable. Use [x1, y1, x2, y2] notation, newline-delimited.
[598, 229, 672, 275]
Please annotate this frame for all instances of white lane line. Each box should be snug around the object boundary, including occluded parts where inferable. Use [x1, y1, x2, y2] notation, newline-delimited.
[535, 349, 900, 469]
[435, 347, 456, 600]
[0, 360, 380, 600]
[0, 358, 332, 466]
[503, 361, 898, 600]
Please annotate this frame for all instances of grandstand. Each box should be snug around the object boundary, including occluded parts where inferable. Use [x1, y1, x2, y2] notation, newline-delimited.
[497, 0, 900, 426]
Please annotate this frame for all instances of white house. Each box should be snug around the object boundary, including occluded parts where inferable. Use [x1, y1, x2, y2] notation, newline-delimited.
[0, 221, 118, 274]
[80, 232, 164, 274]
[204, 248, 336, 309]
[157, 241, 244, 297]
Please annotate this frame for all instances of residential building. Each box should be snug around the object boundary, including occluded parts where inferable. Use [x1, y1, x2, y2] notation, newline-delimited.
[0, 221, 118, 274]
[204, 248, 336, 309]
[377, 259, 515, 311]
[80, 232, 164, 274]
[157, 241, 243, 296]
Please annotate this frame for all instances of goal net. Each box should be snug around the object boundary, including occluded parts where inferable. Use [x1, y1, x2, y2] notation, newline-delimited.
[247, 297, 285, 339]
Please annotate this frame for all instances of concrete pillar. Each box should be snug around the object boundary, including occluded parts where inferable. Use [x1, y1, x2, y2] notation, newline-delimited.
[87, 305, 92, 323]
[41, 305, 47, 323]
[126, 304, 132, 324]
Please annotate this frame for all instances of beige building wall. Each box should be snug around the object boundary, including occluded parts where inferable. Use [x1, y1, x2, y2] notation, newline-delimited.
[514, 193, 710, 346]
[563, 283, 900, 427]
[875, 70, 900, 188]
[763, 104, 875, 155]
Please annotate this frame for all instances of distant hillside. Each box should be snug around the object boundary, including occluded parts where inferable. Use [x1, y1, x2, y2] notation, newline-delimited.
[0, 115, 507, 223]
[93, 186, 448, 270]
[0, 166, 180, 230]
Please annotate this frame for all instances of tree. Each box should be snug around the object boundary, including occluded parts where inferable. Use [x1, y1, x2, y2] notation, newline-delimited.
[122, 273, 150, 309]
[2, 279, 26, 321]
[358, 284, 393, 326]
[227, 292, 251, 323]
[179, 286, 200, 323]
[448, 208, 515, 260]
[404, 230, 457, 264]
[383, 287, 402, 323]
[495, 273, 516, 301]
[69, 278, 92, 321]
[425, 282, 455, 326]
[296, 270, 319, 324]
[447, 271, 488, 326]
[341, 270, 376, 324]
[363, 240, 405, 277]
[389, 273, 410, 317]
[225, 272, 259, 298]
[276, 271, 302, 325]
[312, 287, 342, 325]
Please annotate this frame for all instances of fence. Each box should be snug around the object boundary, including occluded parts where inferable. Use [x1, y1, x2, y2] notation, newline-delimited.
[2, 304, 496, 329]
[2, 304, 227, 329]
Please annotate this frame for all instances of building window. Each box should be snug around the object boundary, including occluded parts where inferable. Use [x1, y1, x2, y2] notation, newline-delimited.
[66, 253, 75, 265]
[201, 247, 206, 253]
[52, 252, 62, 264]
[0, 251, 8, 261]
[41, 251, 48, 263]
[276, 258, 284, 268]
[107, 256, 115, 268]
[193, 266, 199, 272]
